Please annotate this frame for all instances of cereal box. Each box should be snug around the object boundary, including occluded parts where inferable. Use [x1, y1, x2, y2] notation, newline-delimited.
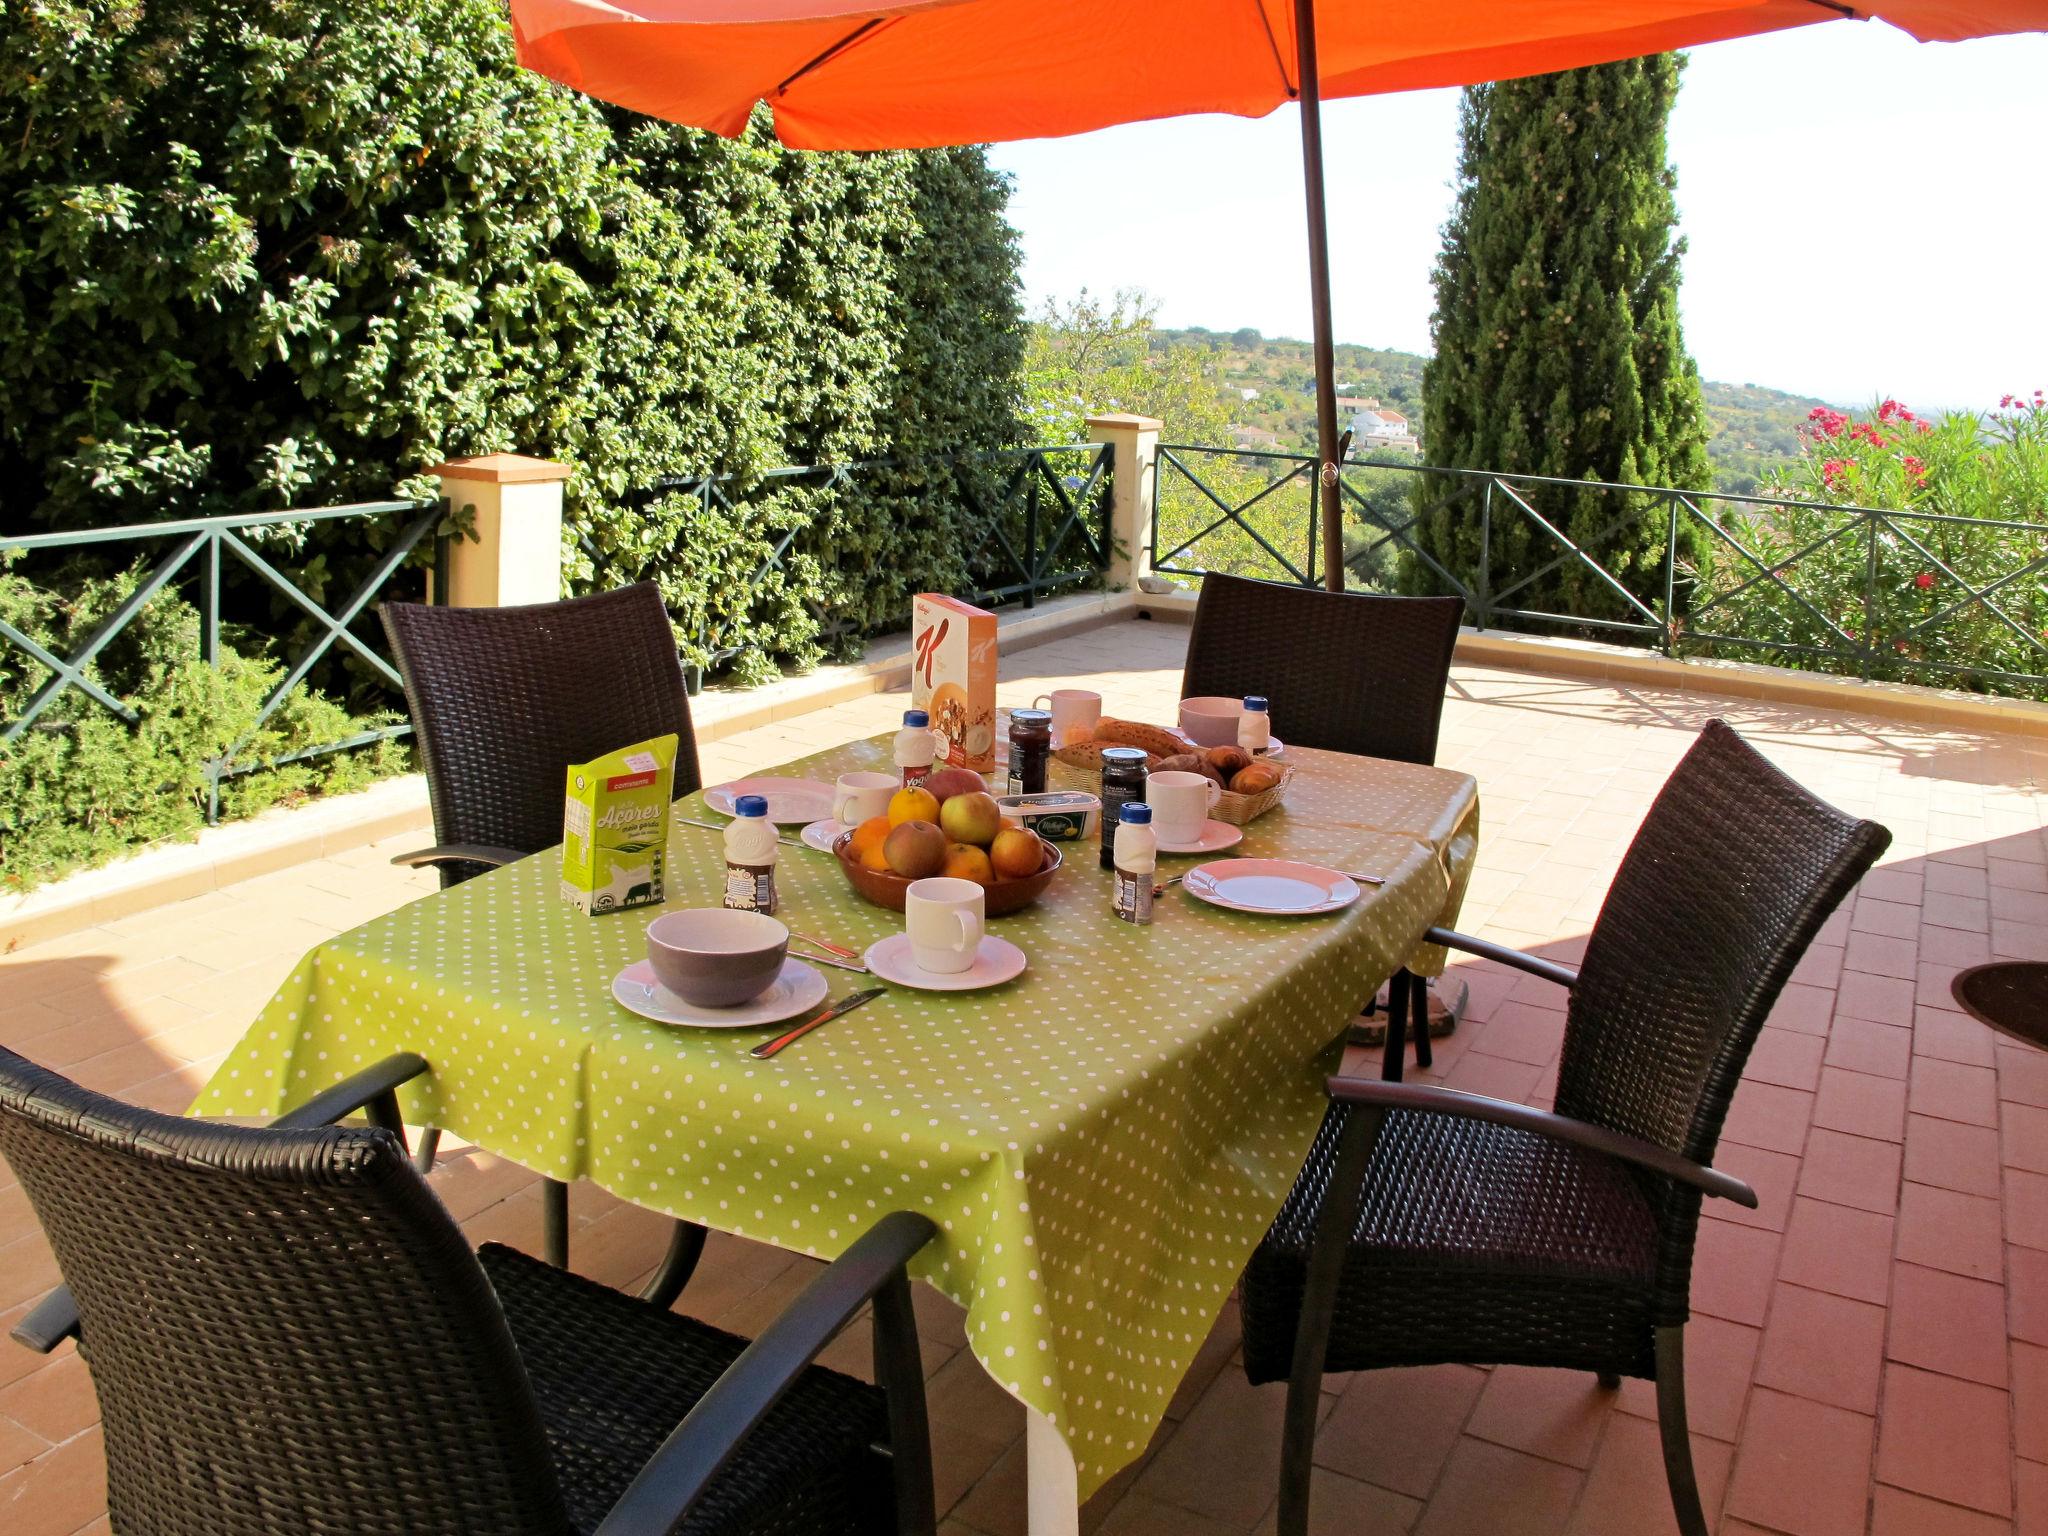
[911, 594, 998, 773]
[560, 733, 678, 914]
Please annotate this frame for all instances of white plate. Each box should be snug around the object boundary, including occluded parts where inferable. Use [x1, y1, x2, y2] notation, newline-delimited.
[1153, 819, 1244, 855]
[611, 957, 828, 1027]
[705, 778, 837, 825]
[863, 933, 1027, 992]
[1181, 859, 1360, 916]
[800, 818, 847, 852]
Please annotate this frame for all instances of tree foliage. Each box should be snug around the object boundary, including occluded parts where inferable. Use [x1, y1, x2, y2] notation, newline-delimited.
[1410, 56, 1712, 620]
[1022, 290, 1235, 446]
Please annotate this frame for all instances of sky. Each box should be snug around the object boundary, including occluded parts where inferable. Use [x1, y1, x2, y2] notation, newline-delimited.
[986, 23, 2048, 414]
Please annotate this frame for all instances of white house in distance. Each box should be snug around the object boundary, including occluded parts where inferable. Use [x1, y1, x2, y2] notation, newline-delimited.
[1340, 397, 1421, 456]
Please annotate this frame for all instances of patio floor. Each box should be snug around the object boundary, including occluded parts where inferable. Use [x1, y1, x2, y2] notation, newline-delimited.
[2, 614, 2044, 1536]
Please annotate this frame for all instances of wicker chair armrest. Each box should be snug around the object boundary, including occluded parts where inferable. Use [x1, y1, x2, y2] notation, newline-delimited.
[8, 1053, 432, 1356]
[594, 1210, 938, 1536]
[1325, 1076, 1757, 1208]
[390, 843, 526, 871]
[1423, 926, 1579, 990]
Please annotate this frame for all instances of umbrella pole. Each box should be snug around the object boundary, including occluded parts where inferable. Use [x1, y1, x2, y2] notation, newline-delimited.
[1293, 0, 1345, 594]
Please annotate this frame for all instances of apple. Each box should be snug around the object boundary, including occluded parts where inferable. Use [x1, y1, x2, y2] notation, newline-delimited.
[923, 766, 986, 804]
[883, 820, 948, 879]
[943, 842, 995, 885]
[989, 827, 1045, 881]
[939, 790, 1003, 848]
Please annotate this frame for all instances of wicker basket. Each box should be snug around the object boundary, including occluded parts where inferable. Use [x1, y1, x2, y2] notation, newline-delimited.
[1211, 762, 1293, 825]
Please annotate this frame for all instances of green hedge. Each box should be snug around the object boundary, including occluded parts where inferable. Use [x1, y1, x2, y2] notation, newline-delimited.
[0, 0, 1025, 888]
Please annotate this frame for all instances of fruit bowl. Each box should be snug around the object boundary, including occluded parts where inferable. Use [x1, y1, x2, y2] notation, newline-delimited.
[832, 831, 1062, 916]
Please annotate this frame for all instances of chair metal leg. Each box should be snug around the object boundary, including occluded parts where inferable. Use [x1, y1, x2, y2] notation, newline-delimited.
[638, 1220, 709, 1308]
[1278, 1104, 1387, 1536]
[1378, 973, 1408, 1083]
[1654, 1325, 1710, 1536]
[412, 1126, 442, 1177]
[1597, 1371, 1621, 1390]
[543, 1178, 570, 1269]
[1407, 971, 1432, 1070]
[874, 1269, 936, 1536]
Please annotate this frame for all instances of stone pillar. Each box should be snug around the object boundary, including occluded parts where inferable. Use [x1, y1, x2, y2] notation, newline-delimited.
[430, 454, 570, 608]
[1084, 413, 1163, 591]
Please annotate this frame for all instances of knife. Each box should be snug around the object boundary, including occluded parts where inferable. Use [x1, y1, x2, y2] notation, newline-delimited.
[750, 987, 886, 1059]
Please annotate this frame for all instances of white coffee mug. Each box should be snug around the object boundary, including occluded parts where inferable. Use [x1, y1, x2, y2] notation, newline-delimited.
[905, 876, 986, 975]
[1031, 688, 1103, 748]
[833, 771, 898, 829]
[1145, 770, 1222, 843]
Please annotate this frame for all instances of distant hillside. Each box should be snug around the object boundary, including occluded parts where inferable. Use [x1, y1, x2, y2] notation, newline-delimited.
[1154, 327, 1826, 493]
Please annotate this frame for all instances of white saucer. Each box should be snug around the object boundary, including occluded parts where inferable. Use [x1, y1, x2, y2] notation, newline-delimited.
[800, 819, 847, 852]
[705, 778, 836, 824]
[1153, 819, 1244, 855]
[611, 957, 828, 1027]
[1181, 859, 1359, 916]
[863, 933, 1027, 992]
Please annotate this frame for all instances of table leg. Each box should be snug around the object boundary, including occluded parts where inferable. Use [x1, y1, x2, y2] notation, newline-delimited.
[1026, 1408, 1081, 1536]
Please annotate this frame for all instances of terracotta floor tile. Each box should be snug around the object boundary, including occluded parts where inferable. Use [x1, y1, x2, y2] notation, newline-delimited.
[1826, 1018, 1914, 1081]
[1798, 1128, 1903, 1215]
[1921, 924, 1997, 969]
[1754, 1282, 1887, 1412]
[2009, 1169, 2048, 1253]
[2005, 1104, 2048, 1176]
[2016, 1247, 2048, 1348]
[0, 1415, 46, 1479]
[1248, 1467, 1421, 1536]
[1905, 1115, 2008, 1199]
[1846, 929, 1918, 981]
[1838, 971, 1918, 1027]
[1778, 1197, 1896, 1305]
[1916, 1007, 2001, 1069]
[1563, 1414, 1730, 1536]
[1463, 1365, 1609, 1470]
[1713, 1144, 1800, 1234]
[1744, 1028, 1827, 1093]
[1724, 1388, 1875, 1536]
[1925, 892, 1993, 934]
[0, 1354, 98, 1445]
[1468, 1002, 1565, 1068]
[2003, 1049, 2048, 1111]
[2023, 1460, 2048, 1536]
[1316, 1365, 1487, 1502]
[1912, 1058, 2004, 1128]
[1855, 897, 1923, 939]
[1411, 1439, 1580, 1536]
[1792, 944, 1847, 991]
[1871, 1485, 2016, 1535]
[1813, 1067, 1908, 1143]
[1721, 1081, 1814, 1157]
[1886, 1263, 2010, 1388]
[1875, 1364, 2012, 1516]
[2014, 1342, 2047, 1455]
[1769, 982, 1837, 1037]
[0, 1427, 105, 1536]
[1689, 1218, 1782, 1328]
[1132, 1365, 1307, 1530]
[1897, 1182, 2007, 1281]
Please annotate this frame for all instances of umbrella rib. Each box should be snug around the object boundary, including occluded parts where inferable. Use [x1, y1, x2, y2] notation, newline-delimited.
[1253, 0, 1297, 98]
[775, 15, 890, 97]
[1804, 0, 1856, 14]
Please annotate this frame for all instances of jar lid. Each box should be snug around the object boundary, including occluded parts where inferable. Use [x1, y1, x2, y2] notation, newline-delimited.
[1100, 746, 1148, 763]
[1009, 709, 1053, 726]
[735, 795, 769, 817]
[1119, 802, 1153, 824]
[902, 709, 929, 727]
[1243, 695, 1269, 711]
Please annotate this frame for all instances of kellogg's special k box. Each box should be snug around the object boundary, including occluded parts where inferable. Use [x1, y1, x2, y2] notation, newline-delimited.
[911, 594, 997, 773]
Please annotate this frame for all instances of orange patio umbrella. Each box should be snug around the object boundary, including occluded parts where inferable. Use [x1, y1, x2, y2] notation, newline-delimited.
[509, 0, 2048, 591]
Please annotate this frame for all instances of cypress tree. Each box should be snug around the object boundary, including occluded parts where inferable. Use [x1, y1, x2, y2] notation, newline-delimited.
[1409, 56, 1710, 625]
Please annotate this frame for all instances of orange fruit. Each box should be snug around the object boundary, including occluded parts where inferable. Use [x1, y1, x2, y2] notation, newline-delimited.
[942, 842, 995, 886]
[859, 840, 892, 872]
[849, 814, 891, 858]
[888, 785, 939, 827]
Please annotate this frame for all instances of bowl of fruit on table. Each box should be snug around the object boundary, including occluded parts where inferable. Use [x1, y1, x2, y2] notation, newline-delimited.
[834, 769, 1061, 916]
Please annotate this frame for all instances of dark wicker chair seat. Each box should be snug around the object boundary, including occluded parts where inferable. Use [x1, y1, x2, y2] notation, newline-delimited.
[1241, 1104, 1659, 1385]
[481, 1244, 890, 1536]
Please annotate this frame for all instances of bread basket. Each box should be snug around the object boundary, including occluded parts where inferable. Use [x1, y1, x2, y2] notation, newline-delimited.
[1211, 762, 1294, 825]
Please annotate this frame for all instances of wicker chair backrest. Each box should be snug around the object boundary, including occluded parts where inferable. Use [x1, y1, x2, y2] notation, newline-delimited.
[1558, 719, 1890, 1167]
[382, 583, 700, 885]
[1180, 573, 1463, 765]
[0, 1049, 569, 1536]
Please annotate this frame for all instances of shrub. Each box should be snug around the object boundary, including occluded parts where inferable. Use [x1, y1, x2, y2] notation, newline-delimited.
[1688, 395, 2048, 694]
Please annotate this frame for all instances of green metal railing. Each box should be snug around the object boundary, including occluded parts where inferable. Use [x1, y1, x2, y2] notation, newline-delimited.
[1, 499, 443, 819]
[1154, 445, 2048, 698]
[591, 442, 1115, 690]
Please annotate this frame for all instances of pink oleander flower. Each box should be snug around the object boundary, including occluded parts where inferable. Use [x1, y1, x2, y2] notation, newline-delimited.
[1914, 570, 1935, 590]
[1903, 455, 1929, 486]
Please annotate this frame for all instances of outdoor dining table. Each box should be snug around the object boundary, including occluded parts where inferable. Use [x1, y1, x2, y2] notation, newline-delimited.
[193, 730, 1479, 1536]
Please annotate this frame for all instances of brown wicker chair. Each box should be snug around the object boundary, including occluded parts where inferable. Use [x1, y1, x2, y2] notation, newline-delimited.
[1182, 571, 1464, 1074]
[2, 1048, 936, 1536]
[381, 583, 705, 1302]
[1239, 720, 1890, 1536]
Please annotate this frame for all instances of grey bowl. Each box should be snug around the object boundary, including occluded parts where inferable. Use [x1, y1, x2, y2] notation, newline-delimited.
[645, 908, 789, 1008]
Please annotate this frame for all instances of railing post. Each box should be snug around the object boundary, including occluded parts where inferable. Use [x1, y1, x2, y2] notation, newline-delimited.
[1306, 464, 1320, 589]
[1024, 460, 1039, 609]
[1862, 510, 1877, 680]
[1662, 493, 1678, 658]
[201, 530, 223, 824]
[430, 454, 570, 607]
[1085, 413, 1161, 591]
[1476, 480, 1493, 630]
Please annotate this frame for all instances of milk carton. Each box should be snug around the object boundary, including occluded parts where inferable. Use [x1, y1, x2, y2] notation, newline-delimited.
[560, 733, 678, 914]
[911, 594, 998, 774]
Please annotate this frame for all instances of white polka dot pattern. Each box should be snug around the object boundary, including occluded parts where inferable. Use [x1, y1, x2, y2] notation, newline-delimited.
[190, 737, 1479, 1500]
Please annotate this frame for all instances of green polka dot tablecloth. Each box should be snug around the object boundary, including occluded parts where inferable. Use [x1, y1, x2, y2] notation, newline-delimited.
[192, 736, 1478, 1500]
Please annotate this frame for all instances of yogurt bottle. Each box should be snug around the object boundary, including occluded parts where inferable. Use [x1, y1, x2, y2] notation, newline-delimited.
[722, 795, 778, 914]
[1112, 802, 1157, 925]
[895, 709, 936, 789]
[1237, 695, 1273, 755]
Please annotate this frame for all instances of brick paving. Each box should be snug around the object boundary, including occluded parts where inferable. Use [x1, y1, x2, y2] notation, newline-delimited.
[1, 614, 2044, 1535]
